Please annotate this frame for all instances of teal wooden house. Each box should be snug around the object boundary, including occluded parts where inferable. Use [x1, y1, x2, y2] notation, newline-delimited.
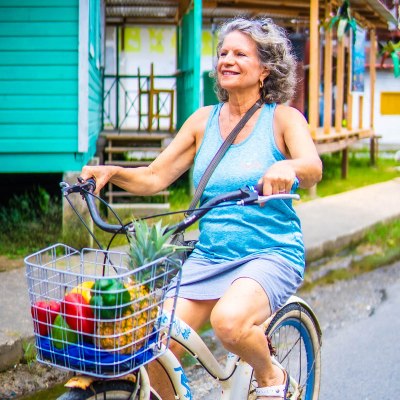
[0, 0, 103, 173]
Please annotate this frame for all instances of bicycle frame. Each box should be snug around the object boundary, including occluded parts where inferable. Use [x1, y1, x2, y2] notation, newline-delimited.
[59, 179, 321, 399]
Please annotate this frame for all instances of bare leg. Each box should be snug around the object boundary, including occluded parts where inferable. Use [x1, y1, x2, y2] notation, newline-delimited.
[149, 297, 217, 399]
[210, 278, 285, 400]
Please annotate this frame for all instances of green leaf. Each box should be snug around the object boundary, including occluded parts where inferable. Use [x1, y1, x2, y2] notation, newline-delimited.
[391, 52, 400, 78]
[328, 15, 340, 30]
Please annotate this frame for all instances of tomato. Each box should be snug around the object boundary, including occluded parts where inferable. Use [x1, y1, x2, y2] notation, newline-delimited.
[31, 300, 61, 336]
[61, 292, 95, 335]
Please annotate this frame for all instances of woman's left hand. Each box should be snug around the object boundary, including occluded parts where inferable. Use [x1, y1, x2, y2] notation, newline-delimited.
[258, 161, 297, 195]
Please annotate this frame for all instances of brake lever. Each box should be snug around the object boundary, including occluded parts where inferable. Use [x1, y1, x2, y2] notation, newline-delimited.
[60, 178, 96, 196]
[256, 193, 300, 204]
[236, 187, 260, 205]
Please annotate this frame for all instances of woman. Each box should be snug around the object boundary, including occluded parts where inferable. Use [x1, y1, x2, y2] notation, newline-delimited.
[81, 16, 322, 400]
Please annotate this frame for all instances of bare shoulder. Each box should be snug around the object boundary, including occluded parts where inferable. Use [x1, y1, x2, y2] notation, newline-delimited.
[187, 105, 214, 127]
[274, 104, 308, 126]
[178, 105, 215, 142]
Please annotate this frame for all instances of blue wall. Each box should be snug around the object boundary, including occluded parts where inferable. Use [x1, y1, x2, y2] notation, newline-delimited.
[0, 0, 103, 173]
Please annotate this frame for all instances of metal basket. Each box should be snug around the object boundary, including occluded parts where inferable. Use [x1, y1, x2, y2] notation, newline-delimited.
[25, 243, 182, 378]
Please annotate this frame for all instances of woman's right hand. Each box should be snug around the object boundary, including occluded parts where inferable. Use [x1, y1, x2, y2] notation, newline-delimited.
[80, 165, 119, 195]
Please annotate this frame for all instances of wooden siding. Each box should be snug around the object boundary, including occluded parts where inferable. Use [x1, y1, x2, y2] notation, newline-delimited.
[86, 0, 103, 163]
[0, 0, 103, 173]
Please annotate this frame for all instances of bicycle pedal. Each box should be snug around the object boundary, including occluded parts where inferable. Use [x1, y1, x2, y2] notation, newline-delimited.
[287, 389, 300, 400]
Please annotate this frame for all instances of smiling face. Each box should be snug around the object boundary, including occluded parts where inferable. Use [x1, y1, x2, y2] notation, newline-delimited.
[217, 30, 268, 96]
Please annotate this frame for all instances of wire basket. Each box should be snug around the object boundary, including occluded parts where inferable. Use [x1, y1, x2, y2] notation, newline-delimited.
[25, 243, 182, 378]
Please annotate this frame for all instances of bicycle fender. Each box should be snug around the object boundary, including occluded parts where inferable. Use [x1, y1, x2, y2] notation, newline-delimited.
[283, 295, 322, 336]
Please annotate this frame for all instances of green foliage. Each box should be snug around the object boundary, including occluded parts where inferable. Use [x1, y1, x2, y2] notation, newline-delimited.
[0, 188, 61, 256]
[301, 219, 400, 292]
[22, 340, 37, 366]
[298, 151, 399, 201]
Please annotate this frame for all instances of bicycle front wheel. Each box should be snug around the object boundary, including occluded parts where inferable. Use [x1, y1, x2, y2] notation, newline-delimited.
[57, 379, 161, 400]
[248, 302, 322, 400]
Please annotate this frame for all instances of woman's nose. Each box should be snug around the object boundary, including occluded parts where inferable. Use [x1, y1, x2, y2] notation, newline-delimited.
[222, 52, 234, 64]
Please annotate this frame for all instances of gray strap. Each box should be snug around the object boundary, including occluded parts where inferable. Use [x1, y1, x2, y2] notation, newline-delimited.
[187, 100, 262, 215]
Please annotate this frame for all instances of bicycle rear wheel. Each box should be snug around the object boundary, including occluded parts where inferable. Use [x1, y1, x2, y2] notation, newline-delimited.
[57, 379, 161, 400]
[249, 302, 322, 400]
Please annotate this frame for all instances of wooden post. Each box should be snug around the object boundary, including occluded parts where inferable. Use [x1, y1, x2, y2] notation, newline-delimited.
[335, 38, 345, 132]
[148, 63, 155, 132]
[369, 29, 377, 165]
[62, 158, 99, 249]
[346, 36, 353, 131]
[308, 0, 319, 138]
[369, 29, 377, 130]
[323, 0, 333, 134]
[358, 95, 364, 128]
[341, 147, 349, 179]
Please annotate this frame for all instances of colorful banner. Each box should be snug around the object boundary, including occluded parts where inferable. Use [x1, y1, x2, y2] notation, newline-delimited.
[351, 25, 366, 93]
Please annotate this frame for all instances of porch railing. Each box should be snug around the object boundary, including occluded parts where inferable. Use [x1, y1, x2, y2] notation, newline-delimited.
[103, 73, 176, 132]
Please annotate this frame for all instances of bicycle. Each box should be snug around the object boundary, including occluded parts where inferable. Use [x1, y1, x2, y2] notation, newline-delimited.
[25, 178, 322, 400]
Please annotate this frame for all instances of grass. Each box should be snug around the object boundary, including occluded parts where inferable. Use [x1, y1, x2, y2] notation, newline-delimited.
[298, 150, 399, 201]
[300, 218, 400, 292]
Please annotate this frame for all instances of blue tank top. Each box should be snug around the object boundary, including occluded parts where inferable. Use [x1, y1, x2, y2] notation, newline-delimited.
[191, 103, 305, 274]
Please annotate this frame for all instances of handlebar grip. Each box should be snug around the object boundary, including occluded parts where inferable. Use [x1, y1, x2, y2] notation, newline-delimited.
[85, 177, 97, 193]
[255, 177, 299, 195]
[254, 183, 263, 195]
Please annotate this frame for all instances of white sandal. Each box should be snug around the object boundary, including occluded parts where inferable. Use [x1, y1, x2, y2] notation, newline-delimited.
[255, 369, 289, 399]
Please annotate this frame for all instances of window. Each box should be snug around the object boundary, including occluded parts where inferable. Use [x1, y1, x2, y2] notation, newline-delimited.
[380, 92, 400, 115]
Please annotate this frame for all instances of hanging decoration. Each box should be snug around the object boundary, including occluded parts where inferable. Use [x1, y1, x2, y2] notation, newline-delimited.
[380, 41, 400, 78]
[324, 0, 357, 44]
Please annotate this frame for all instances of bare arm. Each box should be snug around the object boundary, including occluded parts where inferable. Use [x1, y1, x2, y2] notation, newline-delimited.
[81, 106, 212, 195]
[259, 105, 322, 195]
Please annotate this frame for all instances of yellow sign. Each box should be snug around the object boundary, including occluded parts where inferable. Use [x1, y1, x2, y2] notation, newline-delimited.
[125, 27, 141, 52]
[149, 28, 164, 53]
[202, 31, 213, 56]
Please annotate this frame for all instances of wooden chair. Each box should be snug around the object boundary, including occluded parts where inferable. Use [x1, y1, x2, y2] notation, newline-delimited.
[138, 63, 174, 132]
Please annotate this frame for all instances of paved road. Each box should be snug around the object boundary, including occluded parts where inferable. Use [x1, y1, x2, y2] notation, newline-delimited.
[320, 271, 400, 399]
[189, 260, 400, 399]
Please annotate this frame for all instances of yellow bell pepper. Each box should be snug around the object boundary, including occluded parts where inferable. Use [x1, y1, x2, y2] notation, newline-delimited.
[69, 281, 94, 304]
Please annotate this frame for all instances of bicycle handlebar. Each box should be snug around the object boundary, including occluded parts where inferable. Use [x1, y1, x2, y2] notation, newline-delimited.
[60, 179, 300, 235]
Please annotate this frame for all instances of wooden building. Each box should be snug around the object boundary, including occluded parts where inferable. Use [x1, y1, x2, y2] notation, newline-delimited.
[0, 0, 397, 183]
[0, 0, 103, 173]
[103, 0, 397, 182]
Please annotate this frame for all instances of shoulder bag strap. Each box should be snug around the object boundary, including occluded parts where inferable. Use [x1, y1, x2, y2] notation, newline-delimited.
[186, 100, 263, 215]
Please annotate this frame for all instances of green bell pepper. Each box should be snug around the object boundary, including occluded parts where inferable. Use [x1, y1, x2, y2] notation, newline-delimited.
[90, 278, 131, 319]
[50, 314, 78, 349]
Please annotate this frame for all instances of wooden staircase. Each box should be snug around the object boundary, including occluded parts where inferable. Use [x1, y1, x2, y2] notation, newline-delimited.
[101, 131, 174, 216]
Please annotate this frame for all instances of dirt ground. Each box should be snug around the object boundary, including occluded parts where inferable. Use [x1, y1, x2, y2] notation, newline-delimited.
[0, 362, 70, 399]
[0, 256, 25, 273]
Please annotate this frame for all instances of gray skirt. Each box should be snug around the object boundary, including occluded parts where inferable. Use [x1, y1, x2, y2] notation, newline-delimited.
[167, 253, 303, 313]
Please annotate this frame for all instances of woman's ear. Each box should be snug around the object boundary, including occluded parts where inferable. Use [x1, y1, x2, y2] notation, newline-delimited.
[261, 67, 270, 80]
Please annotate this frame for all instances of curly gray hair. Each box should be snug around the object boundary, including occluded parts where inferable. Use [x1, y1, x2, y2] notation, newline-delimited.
[212, 16, 297, 104]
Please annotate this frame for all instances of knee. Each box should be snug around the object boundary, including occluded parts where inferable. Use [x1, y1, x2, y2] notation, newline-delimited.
[210, 304, 246, 347]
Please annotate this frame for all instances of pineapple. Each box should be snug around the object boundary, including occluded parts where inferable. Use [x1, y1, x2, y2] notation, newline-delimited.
[95, 220, 188, 354]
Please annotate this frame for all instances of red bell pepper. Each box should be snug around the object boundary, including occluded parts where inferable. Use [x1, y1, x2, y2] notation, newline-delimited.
[61, 292, 95, 335]
[31, 300, 61, 336]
